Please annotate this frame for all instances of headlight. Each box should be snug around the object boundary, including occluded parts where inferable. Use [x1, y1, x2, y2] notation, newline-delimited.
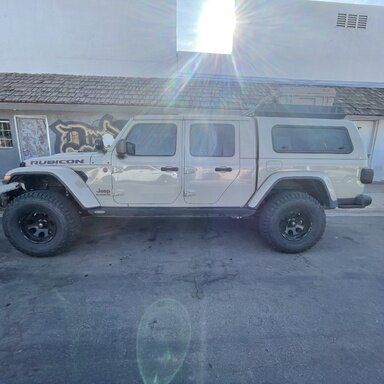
[3, 175, 11, 184]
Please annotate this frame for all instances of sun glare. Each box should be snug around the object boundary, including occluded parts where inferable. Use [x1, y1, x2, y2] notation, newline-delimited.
[197, 0, 236, 54]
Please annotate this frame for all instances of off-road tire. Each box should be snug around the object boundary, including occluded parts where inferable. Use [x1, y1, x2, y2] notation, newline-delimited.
[258, 191, 326, 253]
[3, 190, 81, 257]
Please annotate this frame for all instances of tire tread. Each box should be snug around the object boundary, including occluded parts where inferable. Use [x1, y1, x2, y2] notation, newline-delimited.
[3, 190, 81, 256]
[258, 191, 326, 253]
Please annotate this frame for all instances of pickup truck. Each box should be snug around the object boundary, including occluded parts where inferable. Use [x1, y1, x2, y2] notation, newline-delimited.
[0, 115, 374, 256]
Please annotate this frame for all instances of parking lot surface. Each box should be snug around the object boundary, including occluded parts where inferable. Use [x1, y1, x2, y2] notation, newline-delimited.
[1, 215, 384, 384]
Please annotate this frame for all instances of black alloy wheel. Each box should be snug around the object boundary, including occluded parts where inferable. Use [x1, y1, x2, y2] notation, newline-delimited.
[19, 210, 57, 243]
[258, 191, 326, 253]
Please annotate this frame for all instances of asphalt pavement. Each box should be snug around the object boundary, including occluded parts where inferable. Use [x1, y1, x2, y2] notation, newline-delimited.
[1, 213, 384, 384]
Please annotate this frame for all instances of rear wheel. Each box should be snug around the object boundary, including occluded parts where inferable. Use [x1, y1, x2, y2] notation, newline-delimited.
[258, 191, 326, 253]
[3, 190, 81, 257]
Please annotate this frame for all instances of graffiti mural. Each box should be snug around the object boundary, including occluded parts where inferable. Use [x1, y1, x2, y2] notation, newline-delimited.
[50, 114, 128, 153]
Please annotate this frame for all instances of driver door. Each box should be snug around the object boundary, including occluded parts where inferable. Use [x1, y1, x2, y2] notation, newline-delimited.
[112, 119, 182, 205]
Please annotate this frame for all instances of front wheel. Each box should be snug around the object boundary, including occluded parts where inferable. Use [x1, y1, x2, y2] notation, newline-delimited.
[3, 190, 81, 257]
[258, 191, 326, 253]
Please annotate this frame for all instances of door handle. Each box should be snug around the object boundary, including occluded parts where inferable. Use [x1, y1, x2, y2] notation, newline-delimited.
[161, 166, 179, 172]
[215, 167, 232, 172]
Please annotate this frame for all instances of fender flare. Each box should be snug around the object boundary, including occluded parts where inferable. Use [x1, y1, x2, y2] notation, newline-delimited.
[4, 166, 100, 209]
[246, 171, 338, 209]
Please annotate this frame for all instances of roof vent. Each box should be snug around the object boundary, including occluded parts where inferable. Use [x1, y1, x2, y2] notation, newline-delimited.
[357, 15, 368, 29]
[347, 14, 358, 28]
[336, 13, 368, 29]
[336, 13, 347, 27]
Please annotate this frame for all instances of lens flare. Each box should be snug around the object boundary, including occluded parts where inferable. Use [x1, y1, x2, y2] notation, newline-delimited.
[197, 0, 236, 54]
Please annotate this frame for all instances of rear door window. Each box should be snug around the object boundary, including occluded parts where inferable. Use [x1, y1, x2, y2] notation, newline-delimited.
[190, 123, 235, 157]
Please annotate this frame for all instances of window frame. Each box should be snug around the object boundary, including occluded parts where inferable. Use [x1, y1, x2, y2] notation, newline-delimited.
[271, 125, 354, 154]
[125, 122, 178, 157]
[189, 122, 236, 158]
[0, 120, 14, 149]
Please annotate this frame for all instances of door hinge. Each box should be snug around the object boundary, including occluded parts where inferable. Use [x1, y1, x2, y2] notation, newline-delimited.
[184, 190, 196, 197]
[113, 190, 124, 196]
[113, 167, 123, 174]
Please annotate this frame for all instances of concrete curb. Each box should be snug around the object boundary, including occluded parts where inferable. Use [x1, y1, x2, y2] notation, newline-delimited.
[327, 209, 384, 217]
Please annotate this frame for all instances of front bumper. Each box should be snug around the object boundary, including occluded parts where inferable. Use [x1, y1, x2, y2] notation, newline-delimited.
[337, 194, 372, 209]
[0, 182, 22, 207]
[0, 182, 22, 195]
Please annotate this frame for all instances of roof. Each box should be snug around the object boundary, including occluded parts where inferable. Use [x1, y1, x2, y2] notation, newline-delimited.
[1, 72, 384, 116]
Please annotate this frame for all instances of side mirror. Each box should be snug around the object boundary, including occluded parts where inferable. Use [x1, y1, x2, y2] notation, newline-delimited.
[94, 137, 104, 151]
[116, 139, 127, 156]
[116, 139, 135, 157]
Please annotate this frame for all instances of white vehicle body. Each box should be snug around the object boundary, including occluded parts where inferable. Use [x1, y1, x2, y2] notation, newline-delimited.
[0, 114, 374, 256]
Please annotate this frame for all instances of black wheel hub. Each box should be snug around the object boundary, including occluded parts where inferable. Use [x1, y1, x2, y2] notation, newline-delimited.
[19, 211, 57, 243]
[279, 211, 312, 241]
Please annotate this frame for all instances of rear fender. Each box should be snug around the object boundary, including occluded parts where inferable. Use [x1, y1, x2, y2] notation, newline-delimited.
[247, 171, 338, 209]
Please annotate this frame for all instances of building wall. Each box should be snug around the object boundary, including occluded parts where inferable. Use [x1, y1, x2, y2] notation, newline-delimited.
[0, 0, 177, 78]
[181, 1, 384, 83]
[371, 120, 384, 181]
[0, 0, 384, 83]
[0, 112, 22, 176]
[0, 110, 132, 177]
[352, 119, 384, 181]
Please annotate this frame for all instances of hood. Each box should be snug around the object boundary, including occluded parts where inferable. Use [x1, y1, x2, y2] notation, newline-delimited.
[24, 152, 93, 167]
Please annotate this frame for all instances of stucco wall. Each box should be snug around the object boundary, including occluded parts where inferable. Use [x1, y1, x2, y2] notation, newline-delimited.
[0, 0, 383, 83]
[0, 110, 132, 177]
[371, 120, 384, 181]
[0, 112, 22, 177]
[0, 0, 177, 78]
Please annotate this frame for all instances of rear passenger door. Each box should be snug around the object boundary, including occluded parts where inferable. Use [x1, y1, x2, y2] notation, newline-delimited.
[184, 119, 240, 204]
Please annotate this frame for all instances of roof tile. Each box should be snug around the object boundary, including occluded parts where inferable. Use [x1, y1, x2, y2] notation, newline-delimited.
[0, 72, 384, 115]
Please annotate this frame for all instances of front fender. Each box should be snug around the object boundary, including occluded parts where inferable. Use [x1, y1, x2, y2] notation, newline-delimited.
[247, 171, 338, 209]
[5, 167, 100, 209]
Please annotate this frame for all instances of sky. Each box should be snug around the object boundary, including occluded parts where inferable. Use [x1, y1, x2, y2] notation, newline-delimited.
[314, 0, 384, 4]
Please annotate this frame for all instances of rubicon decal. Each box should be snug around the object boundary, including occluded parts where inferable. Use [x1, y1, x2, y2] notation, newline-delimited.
[30, 159, 85, 165]
[96, 188, 111, 195]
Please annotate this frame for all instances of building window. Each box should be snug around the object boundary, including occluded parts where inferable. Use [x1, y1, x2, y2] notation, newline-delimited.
[177, 0, 236, 54]
[272, 125, 353, 154]
[190, 123, 235, 157]
[127, 123, 177, 156]
[0, 120, 13, 148]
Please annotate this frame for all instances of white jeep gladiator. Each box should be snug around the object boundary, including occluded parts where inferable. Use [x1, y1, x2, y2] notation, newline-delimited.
[0, 115, 374, 256]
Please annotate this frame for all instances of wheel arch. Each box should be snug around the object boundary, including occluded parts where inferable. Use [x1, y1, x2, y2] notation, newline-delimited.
[5, 167, 100, 209]
[247, 172, 338, 210]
